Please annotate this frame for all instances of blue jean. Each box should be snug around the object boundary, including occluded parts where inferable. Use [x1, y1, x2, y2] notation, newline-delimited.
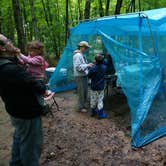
[10, 116, 43, 166]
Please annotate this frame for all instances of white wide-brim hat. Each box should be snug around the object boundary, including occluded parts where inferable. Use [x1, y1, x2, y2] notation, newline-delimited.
[78, 41, 91, 48]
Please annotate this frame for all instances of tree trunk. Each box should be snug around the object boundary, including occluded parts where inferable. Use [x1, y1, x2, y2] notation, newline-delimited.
[41, 0, 59, 57]
[132, 0, 136, 12]
[105, 0, 110, 16]
[7, 7, 15, 41]
[29, 0, 38, 39]
[65, 0, 69, 44]
[138, 0, 141, 11]
[99, 0, 104, 17]
[84, 0, 91, 19]
[23, 0, 33, 41]
[12, 0, 25, 53]
[114, 0, 123, 15]
[78, 0, 83, 21]
[54, 1, 62, 57]
[41, 0, 50, 26]
[0, 0, 2, 33]
[126, 0, 136, 13]
[45, 0, 58, 56]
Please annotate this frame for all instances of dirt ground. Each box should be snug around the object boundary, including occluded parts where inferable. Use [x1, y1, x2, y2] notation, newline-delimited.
[0, 90, 166, 166]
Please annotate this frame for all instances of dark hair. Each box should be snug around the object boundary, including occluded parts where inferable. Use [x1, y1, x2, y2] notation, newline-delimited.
[95, 54, 104, 64]
[0, 39, 19, 55]
[27, 40, 44, 56]
[0, 40, 6, 46]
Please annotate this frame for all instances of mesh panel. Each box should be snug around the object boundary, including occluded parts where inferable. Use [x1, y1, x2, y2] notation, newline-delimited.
[49, 8, 166, 147]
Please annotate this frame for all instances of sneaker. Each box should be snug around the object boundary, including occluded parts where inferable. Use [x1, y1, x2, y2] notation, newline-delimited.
[80, 108, 88, 113]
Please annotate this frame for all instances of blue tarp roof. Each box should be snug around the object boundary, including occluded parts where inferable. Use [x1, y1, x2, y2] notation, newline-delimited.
[71, 8, 166, 35]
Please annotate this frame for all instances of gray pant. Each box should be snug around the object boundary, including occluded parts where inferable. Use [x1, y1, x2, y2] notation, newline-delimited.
[10, 116, 43, 166]
[75, 76, 88, 110]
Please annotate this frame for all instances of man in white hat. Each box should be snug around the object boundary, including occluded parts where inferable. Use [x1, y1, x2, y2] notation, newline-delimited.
[73, 41, 93, 112]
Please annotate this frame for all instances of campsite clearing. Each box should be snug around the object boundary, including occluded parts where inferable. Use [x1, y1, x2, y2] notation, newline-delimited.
[0, 91, 166, 165]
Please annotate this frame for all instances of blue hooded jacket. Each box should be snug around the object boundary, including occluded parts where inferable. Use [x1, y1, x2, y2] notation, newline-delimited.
[88, 63, 107, 91]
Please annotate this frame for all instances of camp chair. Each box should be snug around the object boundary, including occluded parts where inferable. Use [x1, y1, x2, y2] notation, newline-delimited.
[44, 90, 60, 117]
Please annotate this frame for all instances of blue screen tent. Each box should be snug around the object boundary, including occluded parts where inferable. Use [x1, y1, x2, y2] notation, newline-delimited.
[49, 8, 166, 147]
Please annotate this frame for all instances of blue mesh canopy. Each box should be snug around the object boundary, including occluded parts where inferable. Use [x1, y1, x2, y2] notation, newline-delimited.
[49, 8, 166, 147]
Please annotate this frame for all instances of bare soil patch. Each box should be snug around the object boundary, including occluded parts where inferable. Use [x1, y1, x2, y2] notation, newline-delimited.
[0, 91, 166, 166]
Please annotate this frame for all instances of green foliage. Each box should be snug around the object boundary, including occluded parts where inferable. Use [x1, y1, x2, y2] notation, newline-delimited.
[0, 0, 165, 67]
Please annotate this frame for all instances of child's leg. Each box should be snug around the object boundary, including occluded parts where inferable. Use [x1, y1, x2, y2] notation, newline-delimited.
[90, 90, 97, 109]
[97, 90, 104, 110]
[97, 90, 107, 119]
[90, 90, 97, 116]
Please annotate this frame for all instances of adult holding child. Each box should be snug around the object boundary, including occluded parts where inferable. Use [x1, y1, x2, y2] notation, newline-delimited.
[73, 41, 93, 112]
[0, 34, 46, 166]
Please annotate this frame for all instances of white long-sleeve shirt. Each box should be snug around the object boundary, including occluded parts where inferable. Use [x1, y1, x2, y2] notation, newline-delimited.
[73, 52, 89, 77]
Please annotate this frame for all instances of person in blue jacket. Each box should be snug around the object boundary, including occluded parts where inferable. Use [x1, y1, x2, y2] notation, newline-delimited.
[88, 54, 107, 119]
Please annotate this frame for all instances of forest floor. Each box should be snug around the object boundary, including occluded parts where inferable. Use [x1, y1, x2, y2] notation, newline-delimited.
[0, 90, 166, 166]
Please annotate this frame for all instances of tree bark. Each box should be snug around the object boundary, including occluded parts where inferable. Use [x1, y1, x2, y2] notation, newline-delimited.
[84, 0, 91, 19]
[99, 0, 104, 17]
[22, 0, 32, 41]
[105, 0, 110, 16]
[126, 0, 136, 13]
[45, 0, 58, 56]
[12, 0, 26, 53]
[0, 0, 2, 33]
[41, 0, 50, 26]
[132, 0, 136, 12]
[138, 0, 141, 11]
[78, 0, 83, 21]
[29, 0, 38, 39]
[114, 0, 123, 15]
[65, 0, 69, 44]
[7, 7, 15, 41]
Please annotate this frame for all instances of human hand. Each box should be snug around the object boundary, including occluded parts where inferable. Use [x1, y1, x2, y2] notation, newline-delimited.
[44, 90, 49, 97]
[19, 53, 24, 57]
[12, 47, 21, 56]
[88, 63, 94, 68]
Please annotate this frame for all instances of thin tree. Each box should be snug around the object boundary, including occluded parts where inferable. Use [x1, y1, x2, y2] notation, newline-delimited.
[22, 0, 31, 41]
[65, 0, 69, 44]
[41, 0, 59, 56]
[99, 0, 104, 17]
[41, 0, 50, 27]
[12, 0, 26, 52]
[7, 7, 15, 41]
[126, 0, 136, 13]
[138, 0, 141, 11]
[0, 0, 2, 33]
[114, 0, 123, 15]
[84, 0, 91, 19]
[78, 0, 83, 21]
[29, 0, 38, 39]
[105, 0, 110, 16]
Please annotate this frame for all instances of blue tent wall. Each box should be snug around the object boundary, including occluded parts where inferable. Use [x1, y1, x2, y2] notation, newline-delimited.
[49, 8, 166, 147]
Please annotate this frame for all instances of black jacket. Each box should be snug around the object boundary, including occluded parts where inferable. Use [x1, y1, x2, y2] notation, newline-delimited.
[88, 63, 107, 91]
[0, 57, 46, 119]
